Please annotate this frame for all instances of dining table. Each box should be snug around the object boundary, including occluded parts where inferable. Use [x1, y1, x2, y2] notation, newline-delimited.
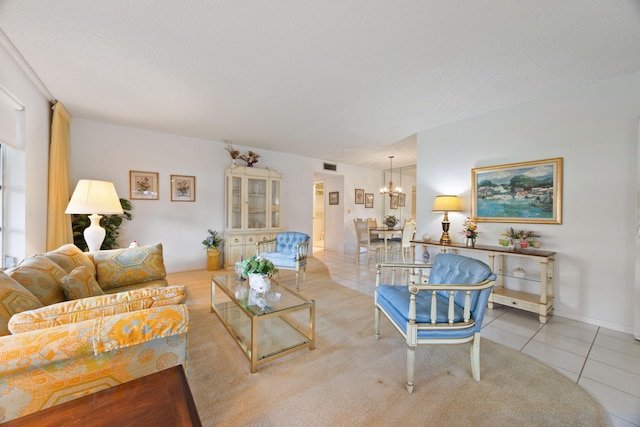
[370, 227, 402, 261]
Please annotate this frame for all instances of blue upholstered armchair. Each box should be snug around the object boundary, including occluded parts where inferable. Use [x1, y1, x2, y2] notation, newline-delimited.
[375, 253, 496, 392]
[257, 232, 310, 291]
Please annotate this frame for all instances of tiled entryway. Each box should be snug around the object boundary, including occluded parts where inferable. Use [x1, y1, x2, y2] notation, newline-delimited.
[314, 249, 640, 427]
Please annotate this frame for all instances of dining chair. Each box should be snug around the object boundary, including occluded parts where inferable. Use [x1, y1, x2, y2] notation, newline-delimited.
[367, 218, 379, 241]
[388, 219, 416, 262]
[354, 218, 385, 264]
[375, 253, 496, 392]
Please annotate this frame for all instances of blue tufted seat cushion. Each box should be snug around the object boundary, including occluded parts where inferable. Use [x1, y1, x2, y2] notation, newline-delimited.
[378, 285, 463, 324]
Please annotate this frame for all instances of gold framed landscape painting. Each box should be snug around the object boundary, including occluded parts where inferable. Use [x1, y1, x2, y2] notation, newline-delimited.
[471, 157, 562, 224]
[171, 175, 196, 202]
[130, 170, 159, 200]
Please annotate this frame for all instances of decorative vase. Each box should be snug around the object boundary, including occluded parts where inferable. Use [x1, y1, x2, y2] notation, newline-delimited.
[248, 273, 271, 293]
[466, 237, 476, 248]
[207, 248, 221, 271]
[384, 218, 397, 228]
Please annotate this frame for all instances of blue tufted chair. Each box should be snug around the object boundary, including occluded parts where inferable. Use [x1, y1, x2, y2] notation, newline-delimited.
[257, 232, 310, 291]
[375, 253, 496, 392]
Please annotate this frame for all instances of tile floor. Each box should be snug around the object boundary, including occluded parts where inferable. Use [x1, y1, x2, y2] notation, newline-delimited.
[313, 248, 640, 427]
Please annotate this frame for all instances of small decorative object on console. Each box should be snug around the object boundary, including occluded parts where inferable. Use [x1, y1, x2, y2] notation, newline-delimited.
[513, 267, 526, 278]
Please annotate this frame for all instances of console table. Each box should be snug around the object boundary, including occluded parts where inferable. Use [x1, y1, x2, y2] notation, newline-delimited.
[412, 240, 556, 323]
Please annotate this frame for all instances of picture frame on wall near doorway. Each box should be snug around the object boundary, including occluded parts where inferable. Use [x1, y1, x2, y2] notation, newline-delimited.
[355, 189, 364, 204]
[329, 191, 339, 205]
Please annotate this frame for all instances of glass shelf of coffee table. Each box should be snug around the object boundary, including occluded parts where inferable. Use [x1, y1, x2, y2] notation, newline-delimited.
[211, 273, 315, 372]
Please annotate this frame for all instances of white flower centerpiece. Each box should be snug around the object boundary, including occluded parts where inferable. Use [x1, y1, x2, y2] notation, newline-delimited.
[241, 255, 280, 309]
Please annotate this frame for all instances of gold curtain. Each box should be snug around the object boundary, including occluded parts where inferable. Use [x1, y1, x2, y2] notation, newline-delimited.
[46, 101, 73, 250]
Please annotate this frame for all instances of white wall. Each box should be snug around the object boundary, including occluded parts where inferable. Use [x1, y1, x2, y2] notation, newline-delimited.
[0, 44, 51, 261]
[70, 119, 381, 271]
[417, 71, 640, 334]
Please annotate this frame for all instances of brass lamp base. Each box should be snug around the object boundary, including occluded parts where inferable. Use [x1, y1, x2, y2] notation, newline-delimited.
[439, 232, 452, 245]
[439, 218, 451, 244]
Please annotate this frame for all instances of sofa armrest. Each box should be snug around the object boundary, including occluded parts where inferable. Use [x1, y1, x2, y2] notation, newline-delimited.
[0, 304, 189, 377]
[8, 285, 187, 334]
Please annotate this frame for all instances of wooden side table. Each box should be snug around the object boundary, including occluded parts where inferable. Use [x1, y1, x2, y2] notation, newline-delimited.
[4, 365, 201, 427]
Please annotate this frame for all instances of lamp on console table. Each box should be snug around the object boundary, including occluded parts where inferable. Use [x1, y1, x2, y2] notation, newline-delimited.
[65, 180, 124, 252]
[432, 195, 461, 245]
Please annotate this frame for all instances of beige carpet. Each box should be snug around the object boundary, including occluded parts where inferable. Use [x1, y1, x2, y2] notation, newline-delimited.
[168, 259, 610, 427]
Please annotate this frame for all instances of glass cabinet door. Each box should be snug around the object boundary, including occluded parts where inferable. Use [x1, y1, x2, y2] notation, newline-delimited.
[271, 179, 280, 228]
[230, 176, 242, 229]
[247, 178, 267, 229]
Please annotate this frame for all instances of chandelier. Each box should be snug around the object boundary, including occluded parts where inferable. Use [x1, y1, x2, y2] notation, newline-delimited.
[379, 155, 403, 197]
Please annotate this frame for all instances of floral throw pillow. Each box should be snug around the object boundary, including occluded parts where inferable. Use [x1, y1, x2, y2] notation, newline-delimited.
[60, 266, 105, 300]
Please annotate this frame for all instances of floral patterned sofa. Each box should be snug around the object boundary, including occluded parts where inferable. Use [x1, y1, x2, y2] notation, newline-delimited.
[0, 243, 189, 422]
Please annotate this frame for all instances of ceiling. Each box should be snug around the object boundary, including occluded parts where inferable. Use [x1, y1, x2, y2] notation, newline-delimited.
[1, 1, 640, 170]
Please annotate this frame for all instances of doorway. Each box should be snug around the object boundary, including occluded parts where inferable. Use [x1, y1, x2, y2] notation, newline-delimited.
[313, 181, 325, 251]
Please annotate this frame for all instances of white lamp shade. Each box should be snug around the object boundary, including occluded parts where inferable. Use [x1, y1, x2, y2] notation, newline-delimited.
[65, 180, 124, 215]
[432, 195, 461, 212]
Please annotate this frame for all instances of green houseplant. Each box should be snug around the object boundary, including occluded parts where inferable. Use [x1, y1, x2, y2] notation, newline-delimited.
[71, 198, 132, 251]
[203, 229, 223, 270]
[241, 255, 278, 278]
[241, 255, 278, 294]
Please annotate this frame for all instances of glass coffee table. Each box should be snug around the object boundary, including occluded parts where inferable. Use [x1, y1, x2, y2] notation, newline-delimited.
[211, 274, 315, 372]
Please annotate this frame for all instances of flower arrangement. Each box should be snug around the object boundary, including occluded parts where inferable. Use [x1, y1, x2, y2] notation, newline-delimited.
[225, 143, 240, 159]
[461, 217, 479, 239]
[241, 255, 278, 277]
[384, 215, 398, 228]
[202, 229, 223, 251]
[502, 227, 540, 241]
[238, 150, 260, 166]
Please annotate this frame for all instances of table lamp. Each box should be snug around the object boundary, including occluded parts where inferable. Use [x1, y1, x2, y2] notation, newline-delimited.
[65, 180, 124, 252]
[432, 195, 461, 244]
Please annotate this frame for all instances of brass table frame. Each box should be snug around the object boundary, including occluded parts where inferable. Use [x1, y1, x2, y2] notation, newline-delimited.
[211, 274, 315, 372]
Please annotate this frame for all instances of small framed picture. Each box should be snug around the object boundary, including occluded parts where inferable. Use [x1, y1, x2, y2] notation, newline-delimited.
[355, 189, 365, 204]
[171, 175, 196, 202]
[329, 191, 339, 205]
[365, 193, 374, 208]
[130, 171, 159, 200]
[390, 195, 399, 209]
[399, 193, 406, 207]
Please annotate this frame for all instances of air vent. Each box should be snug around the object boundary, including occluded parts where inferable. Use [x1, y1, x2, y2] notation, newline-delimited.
[323, 162, 337, 171]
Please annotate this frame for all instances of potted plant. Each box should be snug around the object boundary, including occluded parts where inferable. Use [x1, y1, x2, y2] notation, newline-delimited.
[202, 229, 223, 270]
[241, 255, 278, 293]
[502, 227, 540, 249]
